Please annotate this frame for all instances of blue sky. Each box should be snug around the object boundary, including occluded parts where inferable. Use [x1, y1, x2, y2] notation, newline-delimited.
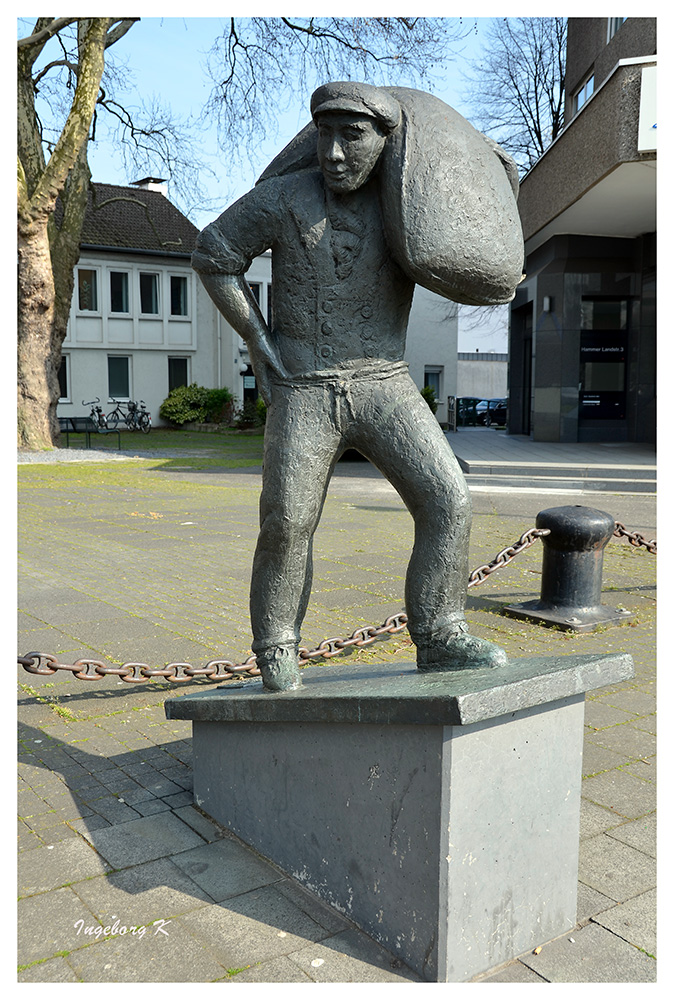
[84, 16, 492, 226]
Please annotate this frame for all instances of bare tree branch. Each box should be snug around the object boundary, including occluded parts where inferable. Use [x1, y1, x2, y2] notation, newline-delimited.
[463, 17, 566, 173]
[22, 18, 111, 220]
[204, 16, 474, 166]
[105, 19, 141, 49]
[17, 18, 78, 51]
[34, 59, 79, 87]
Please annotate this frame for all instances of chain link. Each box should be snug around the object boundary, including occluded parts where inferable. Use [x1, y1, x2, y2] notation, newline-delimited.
[18, 522, 655, 684]
[613, 521, 657, 554]
[467, 527, 550, 587]
[19, 615, 410, 686]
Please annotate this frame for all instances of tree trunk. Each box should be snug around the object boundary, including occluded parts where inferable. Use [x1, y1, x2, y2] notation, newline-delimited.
[49, 146, 94, 439]
[17, 215, 61, 449]
[17, 161, 89, 450]
[17, 17, 111, 449]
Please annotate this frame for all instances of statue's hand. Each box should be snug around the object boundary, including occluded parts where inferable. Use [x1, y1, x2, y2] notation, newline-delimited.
[247, 344, 287, 408]
[255, 364, 273, 407]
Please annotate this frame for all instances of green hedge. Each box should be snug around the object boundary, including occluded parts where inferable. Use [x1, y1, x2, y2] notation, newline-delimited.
[159, 383, 234, 426]
[234, 397, 267, 429]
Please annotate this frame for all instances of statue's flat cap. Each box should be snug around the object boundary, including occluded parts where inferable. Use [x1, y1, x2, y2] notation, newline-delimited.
[311, 82, 400, 132]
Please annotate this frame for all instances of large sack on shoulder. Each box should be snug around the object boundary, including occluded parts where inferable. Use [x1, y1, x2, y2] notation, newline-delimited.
[380, 87, 524, 305]
[257, 85, 524, 306]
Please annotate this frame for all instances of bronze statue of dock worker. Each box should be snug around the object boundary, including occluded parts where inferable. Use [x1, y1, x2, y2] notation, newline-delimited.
[192, 81, 525, 691]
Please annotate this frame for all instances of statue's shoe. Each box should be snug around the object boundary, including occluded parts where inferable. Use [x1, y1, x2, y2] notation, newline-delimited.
[416, 631, 508, 671]
[254, 643, 303, 692]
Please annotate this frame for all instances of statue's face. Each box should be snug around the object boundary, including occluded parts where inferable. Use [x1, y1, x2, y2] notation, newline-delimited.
[316, 113, 387, 193]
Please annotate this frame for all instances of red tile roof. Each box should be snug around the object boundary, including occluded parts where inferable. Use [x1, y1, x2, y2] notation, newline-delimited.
[79, 183, 199, 256]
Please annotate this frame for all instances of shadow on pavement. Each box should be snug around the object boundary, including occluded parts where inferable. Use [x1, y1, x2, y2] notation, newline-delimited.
[17, 721, 419, 983]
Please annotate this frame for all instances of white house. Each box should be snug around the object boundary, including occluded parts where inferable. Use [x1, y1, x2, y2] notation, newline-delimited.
[58, 178, 218, 423]
[59, 179, 458, 425]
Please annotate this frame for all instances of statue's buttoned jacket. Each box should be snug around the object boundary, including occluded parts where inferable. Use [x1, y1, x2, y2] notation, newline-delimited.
[195, 169, 415, 375]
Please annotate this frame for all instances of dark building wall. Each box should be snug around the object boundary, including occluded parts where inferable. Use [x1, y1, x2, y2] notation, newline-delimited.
[565, 18, 657, 121]
[508, 296, 533, 437]
[630, 233, 656, 443]
[508, 235, 655, 444]
[508, 17, 656, 445]
[519, 61, 650, 243]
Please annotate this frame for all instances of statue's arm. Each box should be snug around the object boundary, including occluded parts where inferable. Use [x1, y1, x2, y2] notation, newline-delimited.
[192, 196, 287, 402]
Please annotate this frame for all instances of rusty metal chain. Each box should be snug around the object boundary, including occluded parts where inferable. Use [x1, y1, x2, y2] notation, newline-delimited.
[18, 613, 409, 686]
[613, 521, 657, 554]
[17, 521, 655, 684]
[18, 651, 260, 684]
[467, 526, 550, 587]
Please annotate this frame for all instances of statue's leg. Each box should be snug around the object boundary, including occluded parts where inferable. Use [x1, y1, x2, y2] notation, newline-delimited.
[250, 383, 341, 690]
[351, 374, 507, 670]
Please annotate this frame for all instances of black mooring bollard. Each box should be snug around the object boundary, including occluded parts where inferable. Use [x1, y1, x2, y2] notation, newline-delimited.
[503, 505, 634, 631]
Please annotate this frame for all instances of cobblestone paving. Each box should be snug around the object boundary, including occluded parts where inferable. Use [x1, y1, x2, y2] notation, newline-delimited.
[17, 449, 656, 982]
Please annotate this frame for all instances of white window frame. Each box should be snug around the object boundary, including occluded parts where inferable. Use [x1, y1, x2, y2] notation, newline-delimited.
[168, 273, 191, 320]
[139, 271, 161, 316]
[574, 73, 595, 115]
[76, 265, 101, 315]
[108, 268, 132, 315]
[107, 354, 132, 401]
[168, 355, 190, 392]
[247, 280, 273, 326]
[424, 366, 444, 398]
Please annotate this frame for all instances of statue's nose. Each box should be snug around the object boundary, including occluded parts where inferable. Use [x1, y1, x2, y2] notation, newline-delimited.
[326, 139, 346, 162]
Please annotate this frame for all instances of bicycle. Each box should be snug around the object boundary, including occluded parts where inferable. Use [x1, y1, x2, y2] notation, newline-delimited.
[138, 403, 152, 434]
[106, 398, 129, 430]
[107, 398, 151, 433]
[83, 398, 108, 429]
[126, 399, 152, 434]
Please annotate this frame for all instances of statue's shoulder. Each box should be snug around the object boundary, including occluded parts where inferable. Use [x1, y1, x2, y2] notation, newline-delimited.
[254, 167, 323, 205]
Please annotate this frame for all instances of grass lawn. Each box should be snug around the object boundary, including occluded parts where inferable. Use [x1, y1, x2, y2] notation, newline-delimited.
[48, 426, 266, 472]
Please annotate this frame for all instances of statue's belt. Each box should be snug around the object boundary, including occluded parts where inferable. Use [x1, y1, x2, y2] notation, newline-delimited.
[270, 360, 409, 389]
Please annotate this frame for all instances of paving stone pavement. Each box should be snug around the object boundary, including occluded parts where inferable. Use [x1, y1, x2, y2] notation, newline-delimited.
[17, 447, 656, 983]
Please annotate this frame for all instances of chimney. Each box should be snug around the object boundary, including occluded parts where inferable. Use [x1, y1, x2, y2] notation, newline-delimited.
[131, 177, 168, 196]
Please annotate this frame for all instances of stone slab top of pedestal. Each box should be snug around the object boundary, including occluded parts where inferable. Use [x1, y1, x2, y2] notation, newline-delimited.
[165, 652, 633, 727]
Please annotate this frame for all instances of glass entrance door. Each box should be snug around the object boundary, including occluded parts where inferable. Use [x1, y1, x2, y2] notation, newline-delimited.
[579, 299, 628, 428]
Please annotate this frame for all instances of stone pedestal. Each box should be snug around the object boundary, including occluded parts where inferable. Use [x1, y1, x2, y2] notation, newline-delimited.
[165, 652, 632, 982]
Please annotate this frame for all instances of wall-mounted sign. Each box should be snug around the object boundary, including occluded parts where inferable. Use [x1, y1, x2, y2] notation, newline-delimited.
[580, 331, 627, 362]
[638, 64, 657, 152]
[579, 392, 626, 420]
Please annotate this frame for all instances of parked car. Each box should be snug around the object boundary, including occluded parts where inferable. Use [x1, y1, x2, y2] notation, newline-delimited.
[476, 398, 508, 427]
[455, 397, 483, 427]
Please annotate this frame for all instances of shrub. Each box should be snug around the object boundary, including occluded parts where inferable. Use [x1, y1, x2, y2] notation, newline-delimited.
[159, 383, 234, 426]
[205, 387, 235, 424]
[421, 385, 438, 414]
[234, 398, 265, 429]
